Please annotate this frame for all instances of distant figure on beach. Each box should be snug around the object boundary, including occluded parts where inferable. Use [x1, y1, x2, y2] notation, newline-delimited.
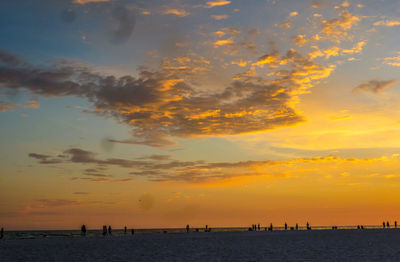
[131, 229, 135, 235]
[205, 225, 208, 232]
[307, 222, 311, 230]
[258, 224, 260, 231]
[269, 223, 273, 231]
[395, 221, 398, 228]
[387, 221, 390, 228]
[296, 223, 298, 230]
[81, 224, 87, 236]
[285, 223, 287, 230]
[383, 221, 386, 228]
[361, 225, 364, 230]
[0, 227, 3, 239]
[186, 224, 190, 233]
[102, 225, 107, 236]
[124, 226, 127, 234]
[357, 225, 360, 229]
[108, 225, 112, 235]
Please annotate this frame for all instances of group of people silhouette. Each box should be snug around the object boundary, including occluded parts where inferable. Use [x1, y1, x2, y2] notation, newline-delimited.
[185, 224, 211, 233]
[80, 225, 135, 236]
[74, 220, 400, 238]
[382, 221, 397, 228]
[249, 222, 310, 231]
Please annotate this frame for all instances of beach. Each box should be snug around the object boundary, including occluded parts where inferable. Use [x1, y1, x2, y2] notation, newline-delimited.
[1, 229, 400, 261]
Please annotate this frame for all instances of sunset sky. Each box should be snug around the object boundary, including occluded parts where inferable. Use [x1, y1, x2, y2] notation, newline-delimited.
[2, 0, 400, 230]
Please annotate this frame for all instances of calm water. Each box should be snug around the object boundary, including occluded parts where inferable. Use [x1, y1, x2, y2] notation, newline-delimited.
[1, 225, 387, 240]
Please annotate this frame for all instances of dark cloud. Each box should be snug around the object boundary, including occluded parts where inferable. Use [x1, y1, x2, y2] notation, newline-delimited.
[353, 79, 397, 94]
[28, 153, 50, 160]
[30, 147, 361, 183]
[1, 49, 310, 147]
[0, 50, 21, 66]
[137, 154, 171, 161]
[108, 5, 136, 44]
[28, 153, 63, 164]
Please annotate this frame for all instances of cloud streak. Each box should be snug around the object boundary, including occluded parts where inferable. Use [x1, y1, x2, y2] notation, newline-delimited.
[353, 80, 397, 94]
[29, 147, 384, 183]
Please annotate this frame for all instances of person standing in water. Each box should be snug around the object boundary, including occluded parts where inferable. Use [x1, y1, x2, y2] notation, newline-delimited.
[131, 229, 135, 235]
[102, 225, 107, 236]
[108, 225, 112, 235]
[124, 226, 127, 234]
[186, 224, 190, 233]
[81, 224, 87, 236]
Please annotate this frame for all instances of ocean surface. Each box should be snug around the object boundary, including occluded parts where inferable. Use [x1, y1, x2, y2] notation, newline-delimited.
[2, 228, 400, 261]
[1, 225, 385, 240]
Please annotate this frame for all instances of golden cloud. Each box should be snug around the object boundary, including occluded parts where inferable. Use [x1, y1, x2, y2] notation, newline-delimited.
[205, 0, 231, 8]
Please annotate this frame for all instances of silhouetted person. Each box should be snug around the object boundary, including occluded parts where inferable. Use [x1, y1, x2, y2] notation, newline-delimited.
[131, 229, 135, 235]
[124, 226, 127, 234]
[296, 223, 298, 230]
[0, 228, 3, 239]
[361, 225, 364, 230]
[383, 221, 386, 228]
[205, 225, 208, 232]
[186, 224, 190, 233]
[108, 225, 112, 235]
[395, 221, 398, 228]
[357, 225, 360, 229]
[285, 222, 287, 230]
[387, 221, 390, 228]
[269, 223, 273, 231]
[102, 225, 107, 236]
[258, 224, 260, 231]
[307, 222, 311, 230]
[81, 224, 87, 236]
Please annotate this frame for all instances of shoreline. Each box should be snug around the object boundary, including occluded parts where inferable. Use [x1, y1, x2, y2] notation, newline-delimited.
[1, 225, 398, 241]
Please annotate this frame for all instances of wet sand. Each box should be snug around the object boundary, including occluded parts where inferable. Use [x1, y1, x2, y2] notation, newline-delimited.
[1, 229, 400, 261]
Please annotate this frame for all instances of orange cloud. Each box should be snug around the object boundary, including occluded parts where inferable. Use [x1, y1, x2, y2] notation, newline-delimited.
[374, 20, 400, 27]
[162, 9, 190, 17]
[321, 10, 360, 41]
[205, 0, 231, 8]
[73, 0, 110, 4]
[383, 53, 400, 67]
[211, 15, 229, 20]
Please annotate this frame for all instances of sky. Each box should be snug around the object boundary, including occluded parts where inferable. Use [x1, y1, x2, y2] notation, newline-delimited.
[2, 0, 400, 230]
